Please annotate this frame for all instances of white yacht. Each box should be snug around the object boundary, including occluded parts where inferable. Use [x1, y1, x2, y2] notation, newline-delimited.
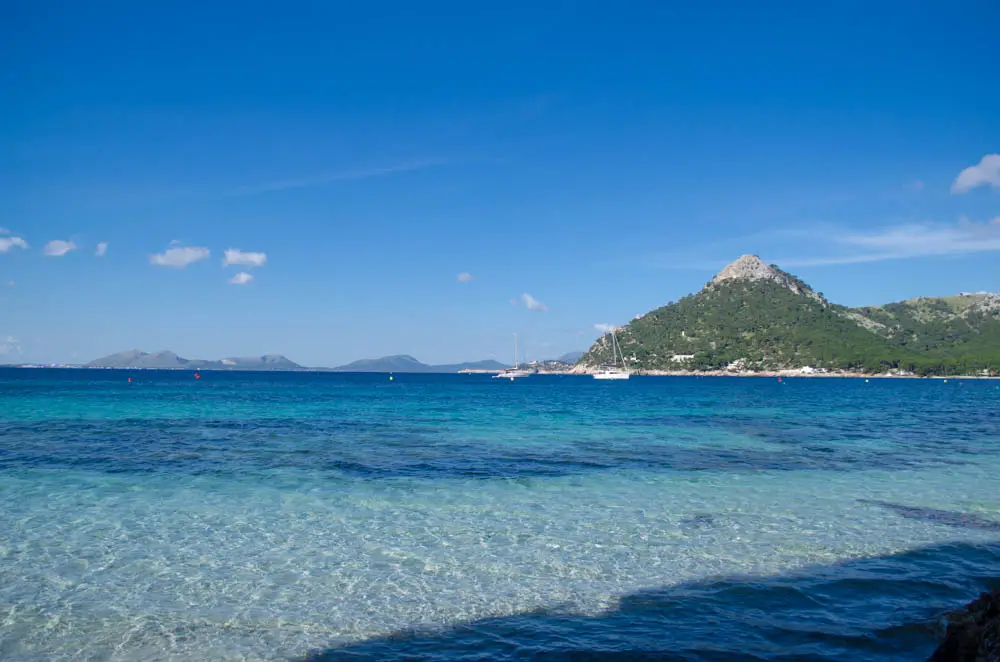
[493, 333, 531, 379]
[592, 328, 631, 380]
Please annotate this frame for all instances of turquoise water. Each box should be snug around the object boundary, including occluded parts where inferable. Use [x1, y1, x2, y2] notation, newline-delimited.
[1, 369, 998, 660]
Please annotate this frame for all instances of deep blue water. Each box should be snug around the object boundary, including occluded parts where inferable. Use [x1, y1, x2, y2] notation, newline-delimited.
[1, 368, 998, 660]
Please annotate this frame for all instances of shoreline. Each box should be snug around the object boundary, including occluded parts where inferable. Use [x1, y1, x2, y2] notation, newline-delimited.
[459, 368, 999, 379]
[4, 365, 997, 379]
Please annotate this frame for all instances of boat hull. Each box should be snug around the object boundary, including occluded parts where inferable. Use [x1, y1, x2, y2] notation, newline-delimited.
[493, 371, 530, 379]
[593, 371, 630, 380]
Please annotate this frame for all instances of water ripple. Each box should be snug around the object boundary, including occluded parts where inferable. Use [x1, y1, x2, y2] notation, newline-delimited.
[1, 370, 999, 660]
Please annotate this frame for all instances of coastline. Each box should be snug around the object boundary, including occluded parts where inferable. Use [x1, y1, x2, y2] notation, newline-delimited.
[459, 367, 999, 379]
[5, 365, 997, 379]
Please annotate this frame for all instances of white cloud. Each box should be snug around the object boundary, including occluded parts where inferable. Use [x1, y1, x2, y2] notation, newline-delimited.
[223, 248, 267, 268]
[951, 154, 1000, 193]
[457, 272, 474, 282]
[95, 242, 108, 257]
[0, 336, 22, 357]
[228, 271, 253, 285]
[903, 180, 925, 193]
[521, 293, 548, 311]
[775, 217, 1000, 267]
[44, 239, 77, 257]
[150, 245, 210, 268]
[0, 228, 10, 234]
[0, 236, 28, 253]
[594, 323, 618, 333]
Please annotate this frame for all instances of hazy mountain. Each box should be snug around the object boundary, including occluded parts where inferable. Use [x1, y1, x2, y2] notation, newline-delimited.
[432, 359, 509, 372]
[87, 350, 189, 369]
[332, 355, 510, 373]
[86, 350, 302, 371]
[332, 355, 430, 372]
[580, 254, 1000, 376]
[85, 350, 512, 373]
[556, 351, 585, 364]
[217, 355, 302, 370]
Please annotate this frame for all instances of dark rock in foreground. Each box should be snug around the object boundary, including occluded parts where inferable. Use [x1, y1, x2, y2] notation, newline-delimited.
[930, 588, 1000, 661]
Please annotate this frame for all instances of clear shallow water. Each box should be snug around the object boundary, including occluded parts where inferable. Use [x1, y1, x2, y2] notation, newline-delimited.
[1, 369, 998, 661]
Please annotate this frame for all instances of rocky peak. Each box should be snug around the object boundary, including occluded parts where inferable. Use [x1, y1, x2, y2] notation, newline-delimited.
[711, 255, 780, 284]
[708, 254, 821, 300]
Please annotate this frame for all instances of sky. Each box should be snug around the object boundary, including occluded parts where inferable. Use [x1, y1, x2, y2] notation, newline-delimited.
[2, 0, 998, 366]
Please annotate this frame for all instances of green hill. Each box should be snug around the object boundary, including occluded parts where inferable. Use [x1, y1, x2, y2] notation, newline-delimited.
[580, 255, 999, 376]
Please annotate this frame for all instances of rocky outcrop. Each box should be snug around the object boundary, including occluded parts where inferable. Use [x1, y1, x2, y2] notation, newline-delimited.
[707, 254, 823, 302]
[930, 588, 1000, 662]
[841, 310, 891, 333]
[966, 294, 1000, 317]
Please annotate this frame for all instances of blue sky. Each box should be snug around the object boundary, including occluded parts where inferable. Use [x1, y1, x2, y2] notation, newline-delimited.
[2, 0, 998, 366]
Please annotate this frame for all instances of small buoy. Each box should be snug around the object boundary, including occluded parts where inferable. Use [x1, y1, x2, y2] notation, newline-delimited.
[944, 379, 948, 383]
[510, 377, 514, 382]
[865, 379, 869, 383]
[195, 372, 200, 380]
[389, 375, 393, 381]
[127, 377, 132, 384]
[777, 377, 782, 383]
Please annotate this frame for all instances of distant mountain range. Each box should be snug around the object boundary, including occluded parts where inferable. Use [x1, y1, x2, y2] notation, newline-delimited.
[330, 352, 587, 372]
[82, 350, 535, 373]
[86, 350, 303, 371]
[330, 355, 510, 373]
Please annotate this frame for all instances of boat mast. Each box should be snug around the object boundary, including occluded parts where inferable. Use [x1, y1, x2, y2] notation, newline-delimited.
[514, 332, 518, 370]
[610, 328, 625, 370]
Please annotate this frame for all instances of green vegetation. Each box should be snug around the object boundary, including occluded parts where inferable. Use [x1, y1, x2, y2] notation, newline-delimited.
[581, 270, 1000, 376]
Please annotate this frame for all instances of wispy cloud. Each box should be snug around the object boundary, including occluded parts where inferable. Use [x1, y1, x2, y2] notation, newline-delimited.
[952, 154, 1000, 194]
[44, 240, 77, 257]
[0, 336, 21, 357]
[594, 323, 618, 333]
[150, 245, 210, 268]
[228, 272, 253, 285]
[773, 218, 1000, 267]
[223, 248, 267, 268]
[95, 242, 108, 257]
[457, 272, 474, 282]
[521, 293, 548, 311]
[227, 159, 448, 196]
[0, 236, 28, 253]
[903, 180, 925, 193]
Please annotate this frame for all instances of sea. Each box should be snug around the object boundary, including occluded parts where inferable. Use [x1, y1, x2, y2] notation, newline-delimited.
[1, 368, 998, 661]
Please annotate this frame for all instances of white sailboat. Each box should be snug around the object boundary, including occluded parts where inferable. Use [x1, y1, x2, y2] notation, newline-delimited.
[493, 333, 531, 379]
[593, 328, 631, 380]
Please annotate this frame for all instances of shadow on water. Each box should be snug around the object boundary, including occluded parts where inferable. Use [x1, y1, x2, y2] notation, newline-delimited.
[297, 540, 1000, 662]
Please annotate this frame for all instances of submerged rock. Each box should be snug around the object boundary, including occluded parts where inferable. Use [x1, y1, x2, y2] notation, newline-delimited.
[930, 588, 1000, 661]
